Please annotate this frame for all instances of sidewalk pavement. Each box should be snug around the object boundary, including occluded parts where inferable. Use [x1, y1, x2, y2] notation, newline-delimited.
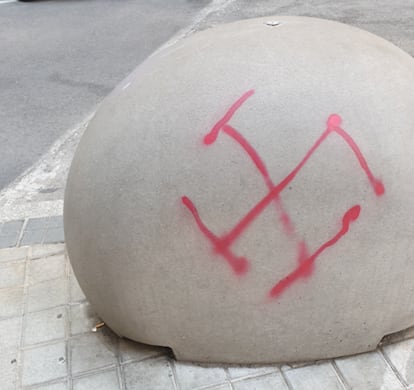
[1, 217, 414, 389]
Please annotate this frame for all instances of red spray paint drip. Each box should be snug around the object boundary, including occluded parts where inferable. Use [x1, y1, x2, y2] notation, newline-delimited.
[269, 205, 360, 298]
[182, 90, 384, 299]
[181, 196, 249, 275]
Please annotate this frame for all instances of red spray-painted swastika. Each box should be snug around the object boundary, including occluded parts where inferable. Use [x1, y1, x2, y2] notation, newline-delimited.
[182, 90, 385, 299]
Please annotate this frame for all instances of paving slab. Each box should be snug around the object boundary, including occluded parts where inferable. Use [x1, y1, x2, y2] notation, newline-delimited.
[27, 277, 68, 313]
[0, 261, 25, 289]
[283, 362, 345, 390]
[174, 362, 228, 390]
[335, 351, 405, 390]
[122, 358, 176, 390]
[72, 369, 120, 390]
[70, 331, 118, 375]
[28, 254, 66, 285]
[383, 339, 414, 387]
[0, 316, 22, 351]
[0, 351, 19, 390]
[21, 341, 67, 387]
[0, 246, 28, 263]
[232, 372, 288, 390]
[23, 306, 66, 346]
[0, 286, 24, 319]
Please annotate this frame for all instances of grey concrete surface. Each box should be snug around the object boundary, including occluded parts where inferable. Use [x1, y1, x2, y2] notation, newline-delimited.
[1, 243, 414, 389]
[0, 0, 210, 190]
[65, 15, 414, 363]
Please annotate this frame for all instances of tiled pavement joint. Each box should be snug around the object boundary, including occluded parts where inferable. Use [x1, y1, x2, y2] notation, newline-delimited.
[331, 359, 351, 390]
[66, 253, 74, 390]
[16, 245, 30, 390]
[379, 346, 409, 388]
[0, 216, 64, 249]
[15, 219, 28, 248]
[169, 359, 181, 390]
[279, 367, 295, 390]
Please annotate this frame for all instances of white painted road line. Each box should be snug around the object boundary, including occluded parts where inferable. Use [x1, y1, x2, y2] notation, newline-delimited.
[0, 0, 17, 5]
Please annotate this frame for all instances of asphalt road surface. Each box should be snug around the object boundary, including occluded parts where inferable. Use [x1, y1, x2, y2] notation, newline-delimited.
[0, 0, 210, 190]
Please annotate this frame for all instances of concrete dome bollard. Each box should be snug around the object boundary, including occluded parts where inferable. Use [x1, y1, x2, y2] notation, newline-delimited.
[64, 16, 414, 363]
